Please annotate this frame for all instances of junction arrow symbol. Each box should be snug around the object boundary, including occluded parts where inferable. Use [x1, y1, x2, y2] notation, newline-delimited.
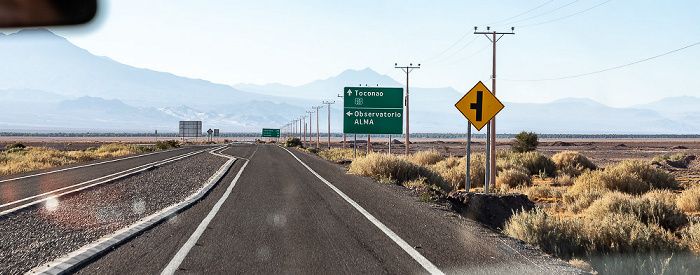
[347, 89, 353, 96]
[346, 111, 353, 116]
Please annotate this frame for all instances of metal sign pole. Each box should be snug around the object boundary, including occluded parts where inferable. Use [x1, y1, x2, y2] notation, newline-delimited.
[466, 123, 471, 191]
[389, 134, 392, 154]
[354, 134, 357, 158]
[485, 123, 490, 194]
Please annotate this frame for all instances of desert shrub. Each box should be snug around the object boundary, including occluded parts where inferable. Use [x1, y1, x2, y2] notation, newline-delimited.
[284, 137, 303, 147]
[677, 184, 700, 212]
[642, 189, 678, 207]
[523, 185, 565, 200]
[552, 151, 596, 177]
[518, 151, 556, 176]
[567, 160, 677, 199]
[306, 147, 319, 154]
[585, 192, 688, 231]
[504, 208, 683, 260]
[468, 154, 485, 188]
[317, 148, 364, 161]
[607, 160, 678, 190]
[348, 153, 451, 193]
[563, 188, 609, 213]
[156, 140, 180, 150]
[554, 174, 575, 186]
[407, 149, 444, 166]
[85, 147, 98, 152]
[681, 222, 700, 253]
[497, 168, 532, 188]
[5, 143, 26, 149]
[653, 153, 688, 163]
[511, 131, 539, 153]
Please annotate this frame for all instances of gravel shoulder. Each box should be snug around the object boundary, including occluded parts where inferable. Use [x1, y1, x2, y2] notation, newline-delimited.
[0, 151, 227, 274]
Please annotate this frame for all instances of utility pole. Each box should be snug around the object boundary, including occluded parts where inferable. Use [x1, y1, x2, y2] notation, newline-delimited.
[306, 110, 314, 148]
[313, 106, 322, 149]
[337, 93, 347, 149]
[323, 101, 335, 150]
[474, 26, 514, 193]
[395, 63, 420, 155]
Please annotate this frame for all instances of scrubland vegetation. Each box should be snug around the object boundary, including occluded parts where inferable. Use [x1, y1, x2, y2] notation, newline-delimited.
[0, 141, 180, 176]
[308, 146, 700, 273]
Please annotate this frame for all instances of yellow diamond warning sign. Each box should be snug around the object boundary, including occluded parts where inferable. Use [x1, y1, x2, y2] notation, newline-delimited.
[455, 81, 504, 131]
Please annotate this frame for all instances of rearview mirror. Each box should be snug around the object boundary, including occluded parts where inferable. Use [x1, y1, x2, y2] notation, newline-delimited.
[0, 0, 97, 28]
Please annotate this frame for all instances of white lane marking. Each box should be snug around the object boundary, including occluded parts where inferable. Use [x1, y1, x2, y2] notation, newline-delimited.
[281, 147, 445, 275]
[0, 150, 204, 216]
[0, 147, 187, 184]
[162, 159, 250, 275]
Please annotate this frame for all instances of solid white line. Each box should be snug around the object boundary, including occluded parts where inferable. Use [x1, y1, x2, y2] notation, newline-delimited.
[0, 147, 186, 184]
[161, 159, 250, 275]
[281, 147, 445, 275]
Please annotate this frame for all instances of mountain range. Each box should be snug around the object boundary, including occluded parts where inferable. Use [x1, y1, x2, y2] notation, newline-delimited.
[0, 28, 698, 134]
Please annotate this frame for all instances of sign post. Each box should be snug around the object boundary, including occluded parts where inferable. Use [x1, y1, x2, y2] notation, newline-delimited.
[455, 81, 504, 193]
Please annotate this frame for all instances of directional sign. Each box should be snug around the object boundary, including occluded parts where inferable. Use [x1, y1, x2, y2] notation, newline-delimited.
[262, 128, 280, 138]
[207, 128, 213, 135]
[343, 87, 403, 134]
[455, 81, 504, 131]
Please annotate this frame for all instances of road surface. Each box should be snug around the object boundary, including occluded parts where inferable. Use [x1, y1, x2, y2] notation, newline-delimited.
[67, 143, 580, 274]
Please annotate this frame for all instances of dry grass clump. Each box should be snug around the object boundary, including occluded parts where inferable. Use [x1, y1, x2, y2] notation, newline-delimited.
[552, 151, 596, 177]
[677, 184, 700, 212]
[563, 189, 609, 213]
[317, 148, 365, 161]
[348, 153, 450, 192]
[406, 149, 444, 166]
[521, 185, 565, 200]
[503, 208, 683, 260]
[681, 222, 700, 253]
[497, 151, 556, 177]
[585, 192, 688, 231]
[606, 160, 678, 190]
[567, 160, 677, 198]
[429, 154, 485, 190]
[0, 144, 155, 176]
[496, 168, 532, 188]
[554, 174, 575, 186]
[653, 153, 688, 163]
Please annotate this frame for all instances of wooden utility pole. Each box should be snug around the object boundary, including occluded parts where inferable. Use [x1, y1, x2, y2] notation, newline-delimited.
[474, 26, 514, 193]
[395, 63, 420, 155]
[322, 101, 335, 149]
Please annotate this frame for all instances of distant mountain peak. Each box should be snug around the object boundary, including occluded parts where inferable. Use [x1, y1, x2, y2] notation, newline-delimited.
[9, 28, 63, 39]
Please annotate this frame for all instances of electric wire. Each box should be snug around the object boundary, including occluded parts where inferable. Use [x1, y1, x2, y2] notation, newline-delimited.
[485, 0, 555, 26]
[492, 0, 581, 27]
[503, 40, 700, 81]
[517, 0, 612, 28]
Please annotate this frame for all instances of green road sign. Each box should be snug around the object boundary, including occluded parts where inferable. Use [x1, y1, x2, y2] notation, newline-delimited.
[343, 87, 403, 134]
[262, 128, 280, 138]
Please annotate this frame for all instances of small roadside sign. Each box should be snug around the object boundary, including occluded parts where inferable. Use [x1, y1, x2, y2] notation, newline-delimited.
[454, 81, 504, 131]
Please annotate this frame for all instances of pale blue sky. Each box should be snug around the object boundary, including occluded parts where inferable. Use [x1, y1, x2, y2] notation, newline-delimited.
[45, 0, 700, 107]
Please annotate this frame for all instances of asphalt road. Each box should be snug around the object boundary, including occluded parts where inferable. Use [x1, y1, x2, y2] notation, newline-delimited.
[71, 143, 580, 274]
[0, 146, 209, 213]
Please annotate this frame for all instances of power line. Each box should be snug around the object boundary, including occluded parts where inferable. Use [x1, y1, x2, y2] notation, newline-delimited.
[517, 0, 613, 28]
[492, 0, 581, 27]
[427, 36, 480, 65]
[485, 0, 555, 26]
[504, 40, 700, 82]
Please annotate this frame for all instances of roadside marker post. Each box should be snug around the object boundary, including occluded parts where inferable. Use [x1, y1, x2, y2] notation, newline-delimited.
[455, 81, 504, 193]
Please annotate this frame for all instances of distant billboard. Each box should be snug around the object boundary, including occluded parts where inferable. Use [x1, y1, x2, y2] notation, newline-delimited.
[179, 121, 202, 138]
[214, 129, 220, 137]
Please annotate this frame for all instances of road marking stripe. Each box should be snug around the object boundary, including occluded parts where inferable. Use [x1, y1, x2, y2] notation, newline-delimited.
[161, 158, 250, 275]
[281, 147, 445, 275]
[0, 150, 204, 216]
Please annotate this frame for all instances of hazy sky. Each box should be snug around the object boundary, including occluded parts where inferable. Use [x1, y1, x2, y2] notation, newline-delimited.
[45, 0, 700, 107]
